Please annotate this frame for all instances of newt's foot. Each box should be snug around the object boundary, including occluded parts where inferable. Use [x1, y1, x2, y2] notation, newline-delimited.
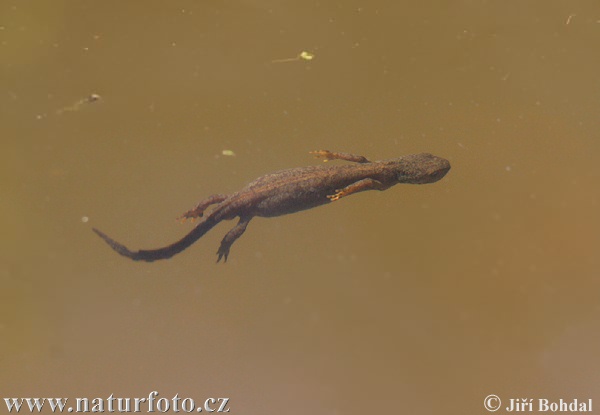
[327, 190, 345, 201]
[177, 209, 205, 223]
[310, 150, 335, 162]
[216, 246, 230, 263]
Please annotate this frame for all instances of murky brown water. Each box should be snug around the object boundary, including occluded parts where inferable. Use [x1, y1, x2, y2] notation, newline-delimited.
[2, 1, 600, 414]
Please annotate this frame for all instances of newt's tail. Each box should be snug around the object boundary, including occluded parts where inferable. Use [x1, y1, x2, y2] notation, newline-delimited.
[93, 216, 219, 262]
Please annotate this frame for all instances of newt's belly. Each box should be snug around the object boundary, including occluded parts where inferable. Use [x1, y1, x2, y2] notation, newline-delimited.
[253, 188, 333, 217]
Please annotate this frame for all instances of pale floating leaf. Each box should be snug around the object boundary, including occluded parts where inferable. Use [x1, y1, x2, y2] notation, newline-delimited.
[299, 51, 315, 61]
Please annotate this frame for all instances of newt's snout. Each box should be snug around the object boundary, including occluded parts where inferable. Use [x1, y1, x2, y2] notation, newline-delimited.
[427, 156, 451, 184]
[397, 153, 451, 184]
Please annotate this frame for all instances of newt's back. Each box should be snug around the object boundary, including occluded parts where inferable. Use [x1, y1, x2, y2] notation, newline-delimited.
[232, 154, 449, 218]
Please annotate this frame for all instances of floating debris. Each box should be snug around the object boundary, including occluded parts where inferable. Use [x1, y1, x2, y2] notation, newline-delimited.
[271, 50, 315, 64]
[565, 14, 576, 25]
[222, 149, 236, 157]
[299, 51, 314, 60]
[56, 93, 102, 114]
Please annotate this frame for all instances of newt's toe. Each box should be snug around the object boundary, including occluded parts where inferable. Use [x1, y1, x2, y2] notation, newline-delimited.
[177, 211, 203, 223]
[216, 247, 229, 263]
[327, 190, 344, 201]
[310, 150, 334, 162]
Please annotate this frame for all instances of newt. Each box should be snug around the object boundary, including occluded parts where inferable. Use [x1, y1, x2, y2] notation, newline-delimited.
[93, 150, 450, 262]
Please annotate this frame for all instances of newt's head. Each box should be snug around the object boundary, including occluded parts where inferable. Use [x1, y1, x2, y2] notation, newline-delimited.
[395, 153, 451, 184]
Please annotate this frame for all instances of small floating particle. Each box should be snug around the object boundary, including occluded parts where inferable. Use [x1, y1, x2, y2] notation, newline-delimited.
[271, 50, 315, 64]
[222, 149, 236, 157]
[56, 93, 102, 114]
[566, 14, 576, 25]
[87, 93, 101, 102]
[81, 216, 89, 223]
[299, 51, 314, 61]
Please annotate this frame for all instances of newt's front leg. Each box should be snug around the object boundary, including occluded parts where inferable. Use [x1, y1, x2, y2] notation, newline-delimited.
[328, 178, 391, 201]
[217, 216, 252, 263]
[310, 150, 371, 164]
[178, 194, 229, 222]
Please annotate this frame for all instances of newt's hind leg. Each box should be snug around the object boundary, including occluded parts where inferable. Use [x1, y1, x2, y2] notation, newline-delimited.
[217, 216, 252, 263]
[178, 194, 229, 222]
[310, 150, 371, 163]
[327, 178, 391, 201]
